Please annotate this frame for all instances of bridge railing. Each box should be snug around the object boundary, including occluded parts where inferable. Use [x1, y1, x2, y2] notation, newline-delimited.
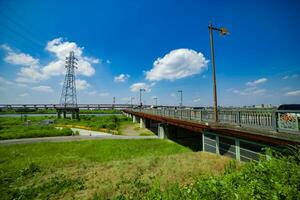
[130, 108, 300, 134]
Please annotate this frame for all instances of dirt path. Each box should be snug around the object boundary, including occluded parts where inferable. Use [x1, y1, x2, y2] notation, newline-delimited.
[120, 123, 155, 136]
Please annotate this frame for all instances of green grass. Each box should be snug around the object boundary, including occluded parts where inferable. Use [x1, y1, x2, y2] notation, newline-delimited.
[56, 115, 131, 133]
[1, 139, 297, 199]
[1, 139, 218, 199]
[0, 117, 75, 140]
[0, 115, 131, 139]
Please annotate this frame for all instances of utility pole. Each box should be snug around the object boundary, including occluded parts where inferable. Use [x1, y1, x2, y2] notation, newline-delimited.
[112, 96, 115, 109]
[208, 21, 229, 123]
[139, 88, 145, 108]
[153, 97, 158, 107]
[178, 90, 183, 108]
[130, 97, 135, 108]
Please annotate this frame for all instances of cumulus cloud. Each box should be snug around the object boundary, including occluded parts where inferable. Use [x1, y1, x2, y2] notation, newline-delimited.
[114, 74, 130, 83]
[99, 92, 109, 97]
[0, 44, 39, 66]
[232, 87, 266, 96]
[193, 98, 201, 103]
[246, 78, 267, 86]
[32, 85, 53, 93]
[75, 79, 90, 91]
[130, 82, 151, 92]
[145, 48, 208, 81]
[19, 93, 29, 97]
[1, 38, 98, 83]
[286, 90, 300, 96]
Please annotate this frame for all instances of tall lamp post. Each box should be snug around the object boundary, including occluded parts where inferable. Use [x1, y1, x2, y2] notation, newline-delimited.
[153, 97, 158, 107]
[139, 88, 145, 108]
[208, 21, 229, 123]
[130, 97, 135, 108]
[178, 90, 183, 108]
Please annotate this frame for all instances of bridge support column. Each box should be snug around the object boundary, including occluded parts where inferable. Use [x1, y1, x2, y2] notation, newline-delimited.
[158, 123, 167, 139]
[133, 115, 137, 123]
[235, 138, 240, 161]
[140, 118, 146, 128]
[57, 110, 61, 118]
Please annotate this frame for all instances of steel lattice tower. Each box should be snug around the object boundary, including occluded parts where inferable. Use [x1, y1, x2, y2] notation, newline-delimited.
[60, 51, 78, 107]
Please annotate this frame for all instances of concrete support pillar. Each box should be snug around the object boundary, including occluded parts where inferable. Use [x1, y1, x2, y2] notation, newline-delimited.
[158, 123, 166, 139]
[133, 115, 137, 123]
[57, 111, 61, 118]
[235, 138, 240, 161]
[216, 135, 220, 154]
[140, 117, 145, 128]
[76, 111, 80, 120]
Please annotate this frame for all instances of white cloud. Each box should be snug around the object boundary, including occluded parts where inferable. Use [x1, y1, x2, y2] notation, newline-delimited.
[282, 75, 289, 80]
[291, 74, 299, 78]
[0, 76, 13, 85]
[1, 38, 98, 83]
[19, 93, 29, 97]
[193, 98, 201, 102]
[87, 91, 97, 95]
[43, 37, 96, 77]
[130, 82, 151, 92]
[75, 79, 90, 91]
[0, 44, 39, 66]
[99, 92, 109, 97]
[145, 48, 208, 81]
[286, 90, 300, 96]
[114, 74, 130, 83]
[232, 87, 266, 96]
[32, 85, 53, 93]
[246, 78, 267, 86]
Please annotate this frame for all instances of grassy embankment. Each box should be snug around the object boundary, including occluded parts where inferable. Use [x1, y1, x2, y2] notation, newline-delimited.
[1, 139, 299, 199]
[0, 115, 151, 139]
[0, 139, 232, 199]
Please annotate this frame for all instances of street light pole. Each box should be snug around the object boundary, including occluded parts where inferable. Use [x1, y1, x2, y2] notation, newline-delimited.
[178, 90, 183, 108]
[153, 97, 158, 106]
[130, 97, 135, 108]
[208, 22, 229, 123]
[139, 89, 145, 108]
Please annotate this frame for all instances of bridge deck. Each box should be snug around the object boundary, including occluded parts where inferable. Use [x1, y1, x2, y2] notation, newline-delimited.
[125, 108, 300, 145]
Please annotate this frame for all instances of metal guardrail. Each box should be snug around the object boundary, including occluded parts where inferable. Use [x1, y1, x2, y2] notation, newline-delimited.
[130, 108, 300, 134]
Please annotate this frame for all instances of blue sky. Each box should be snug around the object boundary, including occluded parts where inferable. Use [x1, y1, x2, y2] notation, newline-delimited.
[0, 0, 299, 106]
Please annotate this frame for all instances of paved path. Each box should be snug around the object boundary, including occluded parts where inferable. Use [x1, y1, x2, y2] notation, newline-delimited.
[0, 128, 159, 146]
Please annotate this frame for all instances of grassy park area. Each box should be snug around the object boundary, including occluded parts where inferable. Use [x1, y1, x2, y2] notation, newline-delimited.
[0, 117, 75, 140]
[0, 114, 150, 139]
[1, 139, 299, 199]
[0, 139, 232, 199]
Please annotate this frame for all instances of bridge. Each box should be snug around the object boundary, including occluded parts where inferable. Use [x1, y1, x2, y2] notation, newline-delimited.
[124, 107, 300, 162]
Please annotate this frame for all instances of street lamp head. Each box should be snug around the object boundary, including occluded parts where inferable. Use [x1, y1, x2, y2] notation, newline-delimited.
[220, 27, 229, 36]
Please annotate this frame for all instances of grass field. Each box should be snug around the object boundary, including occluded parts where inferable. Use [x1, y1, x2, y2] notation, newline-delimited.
[0, 139, 231, 199]
[0, 115, 133, 139]
[0, 117, 75, 140]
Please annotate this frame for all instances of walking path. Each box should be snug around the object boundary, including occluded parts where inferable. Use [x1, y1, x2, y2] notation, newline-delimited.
[0, 128, 159, 146]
